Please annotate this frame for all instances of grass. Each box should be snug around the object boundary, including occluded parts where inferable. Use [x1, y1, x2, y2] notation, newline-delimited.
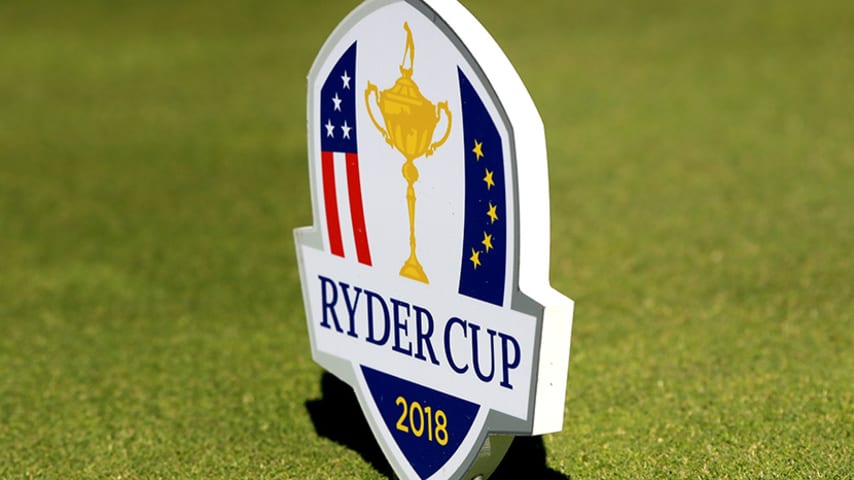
[1, 0, 851, 478]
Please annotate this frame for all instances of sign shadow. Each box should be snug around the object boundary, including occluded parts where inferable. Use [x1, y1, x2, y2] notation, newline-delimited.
[305, 372, 569, 479]
[305, 372, 395, 476]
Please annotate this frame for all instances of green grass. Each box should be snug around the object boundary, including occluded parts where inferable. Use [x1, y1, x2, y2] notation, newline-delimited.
[1, 0, 851, 478]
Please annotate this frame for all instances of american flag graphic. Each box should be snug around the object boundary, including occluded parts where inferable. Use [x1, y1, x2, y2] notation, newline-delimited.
[319, 43, 372, 266]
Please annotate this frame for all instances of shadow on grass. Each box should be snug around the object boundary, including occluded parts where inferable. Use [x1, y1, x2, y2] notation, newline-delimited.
[305, 372, 394, 477]
[491, 434, 569, 480]
[305, 373, 568, 479]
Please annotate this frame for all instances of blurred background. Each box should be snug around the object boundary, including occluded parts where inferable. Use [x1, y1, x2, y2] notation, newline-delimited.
[1, 0, 851, 478]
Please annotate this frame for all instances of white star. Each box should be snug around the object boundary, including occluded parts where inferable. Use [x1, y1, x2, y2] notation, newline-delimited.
[325, 119, 335, 138]
[341, 70, 351, 89]
[341, 121, 352, 139]
[332, 93, 342, 111]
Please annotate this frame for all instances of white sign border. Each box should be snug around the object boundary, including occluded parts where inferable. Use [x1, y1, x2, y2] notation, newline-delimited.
[295, 0, 574, 477]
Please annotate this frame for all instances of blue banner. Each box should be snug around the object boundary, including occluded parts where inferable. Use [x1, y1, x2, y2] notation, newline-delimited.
[457, 68, 507, 307]
[362, 366, 480, 478]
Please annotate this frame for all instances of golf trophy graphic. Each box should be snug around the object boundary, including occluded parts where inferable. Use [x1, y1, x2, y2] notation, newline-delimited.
[365, 22, 452, 284]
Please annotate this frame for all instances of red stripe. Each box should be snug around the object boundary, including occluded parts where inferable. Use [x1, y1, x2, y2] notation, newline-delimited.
[346, 153, 372, 266]
[321, 151, 344, 257]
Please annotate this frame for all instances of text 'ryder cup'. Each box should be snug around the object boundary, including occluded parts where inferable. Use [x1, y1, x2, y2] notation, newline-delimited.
[317, 275, 522, 390]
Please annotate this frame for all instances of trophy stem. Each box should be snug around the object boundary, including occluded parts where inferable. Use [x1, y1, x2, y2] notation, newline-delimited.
[400, 158, 429, 284]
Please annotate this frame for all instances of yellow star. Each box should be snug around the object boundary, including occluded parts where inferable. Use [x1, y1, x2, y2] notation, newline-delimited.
[482, 232, 494, 252]
[486, 202, 499, 224]
[483, 168, 495, 190]
[472, 140, 484, 161]
[469, 248, 482, 269]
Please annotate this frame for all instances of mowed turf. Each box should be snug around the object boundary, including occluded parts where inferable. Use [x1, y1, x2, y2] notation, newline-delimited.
[0, 0, 851, 478]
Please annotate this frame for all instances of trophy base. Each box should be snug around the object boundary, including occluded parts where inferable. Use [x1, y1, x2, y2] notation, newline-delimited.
[400, 257, 429, 284]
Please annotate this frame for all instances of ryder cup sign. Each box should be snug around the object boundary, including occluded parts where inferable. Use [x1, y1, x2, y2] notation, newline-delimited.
[295, 1, 574, 478]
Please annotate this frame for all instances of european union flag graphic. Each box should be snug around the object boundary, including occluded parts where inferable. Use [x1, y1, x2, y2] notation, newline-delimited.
[320, 42, 372, 266]
[457, 69, 506, 306]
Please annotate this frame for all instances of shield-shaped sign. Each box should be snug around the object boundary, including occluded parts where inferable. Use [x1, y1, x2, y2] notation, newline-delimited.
[295, 1, 574, 478]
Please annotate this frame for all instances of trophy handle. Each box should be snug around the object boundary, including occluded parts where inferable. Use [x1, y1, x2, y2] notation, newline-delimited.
[365, 82, 392, 145]
[426, 101, 452, 157]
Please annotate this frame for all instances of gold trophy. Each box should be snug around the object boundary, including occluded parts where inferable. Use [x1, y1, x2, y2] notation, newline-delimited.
[365, 22, 452, 284]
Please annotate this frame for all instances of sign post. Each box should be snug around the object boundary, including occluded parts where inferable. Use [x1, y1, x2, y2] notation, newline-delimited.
[295, 1, 574, 478]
